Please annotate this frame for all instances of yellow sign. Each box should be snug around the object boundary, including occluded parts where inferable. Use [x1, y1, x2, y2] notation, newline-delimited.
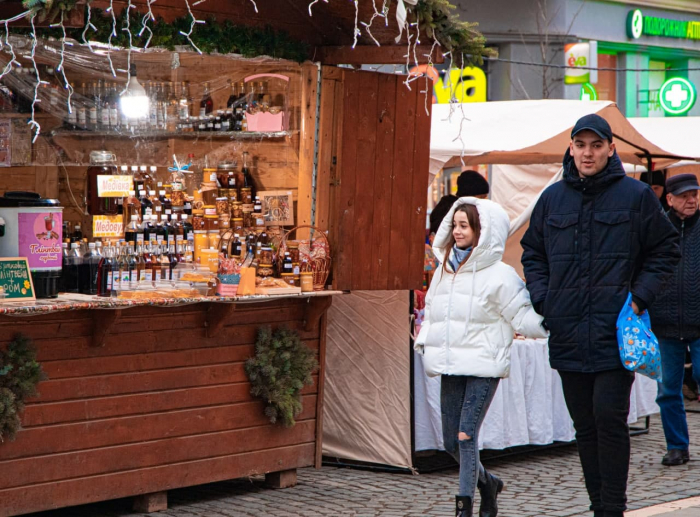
[93, 215, 124, 238]
[97, 175, 134, 198]
[409, 65, 487, 104]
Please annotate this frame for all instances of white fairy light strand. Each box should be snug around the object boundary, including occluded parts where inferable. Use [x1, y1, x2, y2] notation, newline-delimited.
[352, 0, 361, 49]
[307, 0, 328, 16]
[0, 9, 32, 80]
[249, 0, 258, 13]
[81, 1, 97, 50]
[28, 12, 42, 143]
[52, 11, 74, 116]
[106, 0, 118, 77]
[361, 0, 388, 46]
[180, 0, 206, 55]
[122, 0, 135, 94]
[138, 0, 156, 49]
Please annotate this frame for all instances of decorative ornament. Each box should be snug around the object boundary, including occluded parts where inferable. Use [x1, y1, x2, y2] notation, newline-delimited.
[0, 334, 46, 443]
[245, 326, 318, 428]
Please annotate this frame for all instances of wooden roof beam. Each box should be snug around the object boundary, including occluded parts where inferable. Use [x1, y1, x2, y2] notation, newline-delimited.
[315, 45, 444, 66]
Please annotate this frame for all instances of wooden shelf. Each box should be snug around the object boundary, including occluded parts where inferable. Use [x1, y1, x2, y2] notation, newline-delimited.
[50, 129, 297, 140]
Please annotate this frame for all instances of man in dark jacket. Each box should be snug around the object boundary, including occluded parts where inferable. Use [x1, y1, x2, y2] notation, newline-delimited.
[649, 174, 700, 467]
[521, 114, 680, 517]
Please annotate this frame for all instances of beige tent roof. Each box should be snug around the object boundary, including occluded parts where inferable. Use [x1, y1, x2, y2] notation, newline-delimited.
[430, 100, 695, 174]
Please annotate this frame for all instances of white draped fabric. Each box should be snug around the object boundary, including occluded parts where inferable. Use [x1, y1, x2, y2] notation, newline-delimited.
[414, 338, 660, 451]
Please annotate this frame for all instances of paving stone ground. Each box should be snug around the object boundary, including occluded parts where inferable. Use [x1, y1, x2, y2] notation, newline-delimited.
[28, 409, 700, 517]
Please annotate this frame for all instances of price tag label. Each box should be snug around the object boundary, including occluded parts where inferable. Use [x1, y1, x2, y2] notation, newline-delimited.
[93, 215, 124, 238]
[97, 175, 134, 198]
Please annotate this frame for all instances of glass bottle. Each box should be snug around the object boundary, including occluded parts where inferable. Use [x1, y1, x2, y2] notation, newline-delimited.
[226, 79, 237, 109]
[182, 214, 194, 247]
[200, 81, 213, 117]
[150, 190, 163, 218]
[77, 82, 88, 129]
[97, 243, 116, 297]
[138, 189, 153, 217]
[150, 240, 162, 285]
[162, 214, 175, 247]
[109, 82, 119, 129]
[72, 223, 83, 243]
[142, 241, 153, 284]
[241, 151, 253, 190]
[62, 242, 83, 293]
[166, 83, 178, 132]
[125, 215, 143, 244]
[134, 243, 146, 284]
[154, 215, 166, 245]
[87, 150, 118, 216]
[88, 81, 98, 130]
[179, 81, 190, 121]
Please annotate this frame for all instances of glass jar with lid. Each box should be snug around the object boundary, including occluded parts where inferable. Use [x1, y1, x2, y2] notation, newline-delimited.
[230, 201, 243, 219]
[209, 229, 221, 250]
[215, 197, 230, 217]
[87, 150, 118, 215]
[240, 187, 253, 205]
[192, 209, 205, 230]
[217, 162, 238, 191]
[204, 214, 219, 232]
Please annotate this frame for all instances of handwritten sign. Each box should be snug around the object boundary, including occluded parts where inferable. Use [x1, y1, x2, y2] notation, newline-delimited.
[97, 175, 133, 198]
[93, 215, 124, 238]
[0, 258, 35, 301]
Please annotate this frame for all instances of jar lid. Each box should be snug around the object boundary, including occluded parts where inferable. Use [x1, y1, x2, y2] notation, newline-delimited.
[232, 217, 243, 221]
[203, 168, 217, 172]
[281, 273, 294, 277]
[194, 230, 207, 234]
[232, 201, 243, 206]
[241, 187, 252, 191]
[259, 263, 273, 268]
[204, 214, 219, 219]
[217, 162, 238, 171]
[193, 209, 204, 214]
[216, 197, 228, 201]
[289, 243, 299, 248]
[90, 150, 116, 164]
[301, 271, 313, 276]
[209, 230, 220, 233]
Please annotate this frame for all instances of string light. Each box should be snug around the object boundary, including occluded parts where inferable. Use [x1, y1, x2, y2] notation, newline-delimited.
[180, 0, 207, 55]
[138, 0, 156, 49]
[351, 0, 361, 49]
[307, 0, 328, 16]
[52, 11, 74, 117]
[249, 0, 258, 13]
[28, 12, 41, 143]
[361, 0, 388, 46]
[106, 0, 118, 77]
[81, 1, 97, 50]
[121, 0, 136, 94]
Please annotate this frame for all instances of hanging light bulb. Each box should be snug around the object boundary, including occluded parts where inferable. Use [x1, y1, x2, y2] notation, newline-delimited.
[119, 62, 149, 119]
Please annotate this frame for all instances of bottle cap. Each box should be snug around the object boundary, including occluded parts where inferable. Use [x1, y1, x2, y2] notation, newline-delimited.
[70, 242, 79, 248]
[149, 190, 156, 195]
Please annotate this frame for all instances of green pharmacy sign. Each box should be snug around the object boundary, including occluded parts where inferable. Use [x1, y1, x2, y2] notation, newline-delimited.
[627, 9, 700, 41]
[659, 77, 697, 115]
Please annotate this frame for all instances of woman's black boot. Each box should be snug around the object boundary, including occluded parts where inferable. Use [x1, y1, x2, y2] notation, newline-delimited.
[477, 471, 504, 517]
[456, 496, 473, 517]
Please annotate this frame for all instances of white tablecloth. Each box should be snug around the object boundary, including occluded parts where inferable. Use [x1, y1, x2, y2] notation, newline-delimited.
[414, 338, 660, 451]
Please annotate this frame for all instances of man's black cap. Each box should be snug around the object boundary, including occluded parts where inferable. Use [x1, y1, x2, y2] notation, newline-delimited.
[571, 114, 613, 142]
[666, 173, 700, 196]
[456, 170, 489, 197]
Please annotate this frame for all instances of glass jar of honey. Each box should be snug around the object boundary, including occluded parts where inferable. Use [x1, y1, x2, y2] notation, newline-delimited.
[257, 264, 274, 278]
[260, 246, 274, 264]
[240, 187, 253, 205]
[194, 231, 210, 264]
[192, 210, 205, 231]
[242, 209, 254, 229]
[230, 201, 243, 219]
[203, 205, 217, 217]
[209, 230, 221, 251]
[227, 188, 239, 203]
[300, 272, 314, 292]
[232, 218, 244, 231]
[288, 242, 300, 264]
[204, 214, 219, 232]
[219, 215, 231, 229]
[281, 273, 296, 287]
[215, 197, 230, 217]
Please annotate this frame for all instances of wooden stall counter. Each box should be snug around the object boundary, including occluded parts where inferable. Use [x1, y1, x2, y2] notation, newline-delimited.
[0, 291, 337, 517]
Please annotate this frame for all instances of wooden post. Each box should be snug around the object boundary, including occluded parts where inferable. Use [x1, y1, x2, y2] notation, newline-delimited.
[297, 63, 320, 241]
[265, 469, 298, 489]
[133, 491, 167, 513]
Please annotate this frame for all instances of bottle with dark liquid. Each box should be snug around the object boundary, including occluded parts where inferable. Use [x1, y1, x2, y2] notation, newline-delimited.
[125, 215, 143, 244]
[86, 150, 118, 215]
[138, 189, 153, 217]
[226, 79, 238, 109]
[231, 233, 242, 259]
[134, 243, 146, 284]
[200, 82, 213, 117]
[241, 151, 253, 191]
[150, 241, 162, 286]
[162, 214, 174, 247]
[62, 242, 83, 293]
[79, 242, 101, 295]
[97, 243, 116, 297]
[142, 242, 153, 284]
[72, 223, 83, 243]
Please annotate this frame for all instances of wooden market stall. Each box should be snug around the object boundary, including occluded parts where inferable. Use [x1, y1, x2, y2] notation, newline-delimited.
[0, 1, 438, 515]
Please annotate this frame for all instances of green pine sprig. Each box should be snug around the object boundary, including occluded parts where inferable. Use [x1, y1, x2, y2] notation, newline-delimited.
[245, 326, 318, 428]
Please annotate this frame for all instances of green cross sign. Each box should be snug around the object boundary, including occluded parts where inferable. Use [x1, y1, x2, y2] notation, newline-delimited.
[659, 77, 697, 115]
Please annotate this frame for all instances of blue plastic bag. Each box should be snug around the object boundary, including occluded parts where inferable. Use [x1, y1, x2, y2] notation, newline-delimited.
[616, 293, 662, 382]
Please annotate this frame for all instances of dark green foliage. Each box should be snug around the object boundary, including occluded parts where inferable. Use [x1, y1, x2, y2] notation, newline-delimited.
[22, 0, 81, 23]
[58, 8, 310, 62]
[0, 334, 46, 442]
[245, 326, 318, 428]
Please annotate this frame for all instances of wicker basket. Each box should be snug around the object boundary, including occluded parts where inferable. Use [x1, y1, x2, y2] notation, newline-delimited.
[279, 225, 331, 291]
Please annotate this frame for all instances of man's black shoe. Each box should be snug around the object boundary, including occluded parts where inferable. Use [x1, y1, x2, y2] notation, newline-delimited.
[662, 449, 688, 466]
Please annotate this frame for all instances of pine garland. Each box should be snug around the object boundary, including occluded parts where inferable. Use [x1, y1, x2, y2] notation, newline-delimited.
[245, 326, 318, 428]
[22, 0, 81, 23]
[0, 334, 46, 442]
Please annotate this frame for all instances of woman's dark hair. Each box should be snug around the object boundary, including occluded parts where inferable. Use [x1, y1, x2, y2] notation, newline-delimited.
[442, 204, 481, 274]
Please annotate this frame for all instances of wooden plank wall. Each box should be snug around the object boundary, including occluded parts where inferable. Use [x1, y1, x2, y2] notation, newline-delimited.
[329, 68, 432, 292]
[0, 299, 326, 517]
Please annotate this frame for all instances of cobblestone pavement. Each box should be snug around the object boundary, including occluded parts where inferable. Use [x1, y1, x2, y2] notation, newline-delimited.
[30, 411, 700, 517]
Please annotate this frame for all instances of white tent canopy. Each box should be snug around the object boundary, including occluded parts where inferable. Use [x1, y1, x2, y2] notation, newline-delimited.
[430, 100, 691, 175]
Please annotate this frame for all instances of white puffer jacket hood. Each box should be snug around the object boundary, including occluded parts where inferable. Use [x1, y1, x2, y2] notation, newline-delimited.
[415, 197, 547, 378]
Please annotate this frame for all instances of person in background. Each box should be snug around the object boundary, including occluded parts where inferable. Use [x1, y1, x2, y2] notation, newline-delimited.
[429, 170, 489, 236]
[521, 114, 680, 517]
[649, 174, 700, 467]
[640, 170, 668, 211]
[416, 197, 547, 517]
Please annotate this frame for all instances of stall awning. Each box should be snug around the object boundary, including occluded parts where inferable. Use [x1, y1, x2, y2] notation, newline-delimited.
[430, 100, 693, 174]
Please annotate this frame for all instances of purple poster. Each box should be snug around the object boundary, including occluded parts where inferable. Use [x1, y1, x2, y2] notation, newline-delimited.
[18, 212, 62, 269]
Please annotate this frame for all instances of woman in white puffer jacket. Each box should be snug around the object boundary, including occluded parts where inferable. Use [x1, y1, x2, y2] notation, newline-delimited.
[415, 197, 547, 517]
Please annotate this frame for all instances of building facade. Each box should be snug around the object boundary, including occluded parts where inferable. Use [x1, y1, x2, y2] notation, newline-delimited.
[456, 0, 700, 117]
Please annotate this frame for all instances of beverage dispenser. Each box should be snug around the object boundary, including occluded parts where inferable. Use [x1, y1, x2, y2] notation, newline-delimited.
[0, 191, 63, 298]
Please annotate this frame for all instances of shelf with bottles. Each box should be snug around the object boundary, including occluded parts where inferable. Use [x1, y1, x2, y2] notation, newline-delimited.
[49, 128, 297, 140]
